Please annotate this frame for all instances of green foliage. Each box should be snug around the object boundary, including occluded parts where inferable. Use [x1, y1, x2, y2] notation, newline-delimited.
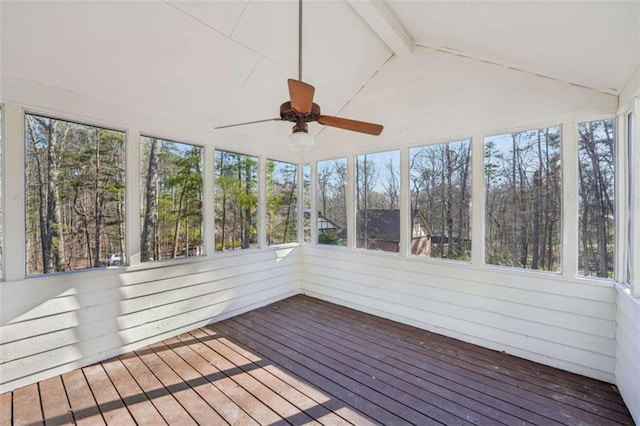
[318, 231, 341, 245]
[266, 160, 297, 245]
[215, 150, 258, 251]
[140, 138, 203, 261]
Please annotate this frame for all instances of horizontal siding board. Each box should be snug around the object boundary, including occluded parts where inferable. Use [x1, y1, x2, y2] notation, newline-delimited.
[0, 264, 295, 344]
[302, 249, 615, 319]
[616, 304, 640, 358]
[1, 284, 299, 390]
[304, 246, 616, 302]
[615, 288, 640, 424]
[1, 273, 297, 362]
[303, 262, 615, 336]
[119, 247, 297, 285]
[3, 253, 298, 325]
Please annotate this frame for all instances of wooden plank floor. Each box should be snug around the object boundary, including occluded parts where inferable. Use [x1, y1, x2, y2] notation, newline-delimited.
[1, 295, 634, 425]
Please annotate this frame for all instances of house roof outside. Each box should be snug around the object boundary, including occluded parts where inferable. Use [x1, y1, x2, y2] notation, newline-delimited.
[357, 209, 430, 242]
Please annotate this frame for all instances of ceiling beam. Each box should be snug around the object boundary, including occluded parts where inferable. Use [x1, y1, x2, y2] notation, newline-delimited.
[347, 0, 413, 58]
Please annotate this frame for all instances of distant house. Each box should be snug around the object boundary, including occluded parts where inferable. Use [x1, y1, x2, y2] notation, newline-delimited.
[304, 211, 342, 234]
[357, 209, 432, 255]
[317, 212, 341, 233]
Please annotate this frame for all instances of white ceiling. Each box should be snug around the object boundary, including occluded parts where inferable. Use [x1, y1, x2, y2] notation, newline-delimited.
[1, 0, 638, 161]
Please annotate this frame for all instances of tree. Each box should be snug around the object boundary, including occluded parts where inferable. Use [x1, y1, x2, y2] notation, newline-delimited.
[25, 114, 125, 274]
[215, 151, 258, 251]
[267, 160, 297, 245]
[141, 138, 161, 261]
[484, 128, 561, 270]
[410, 141, 472, 260]
[578, 119, 615, 278]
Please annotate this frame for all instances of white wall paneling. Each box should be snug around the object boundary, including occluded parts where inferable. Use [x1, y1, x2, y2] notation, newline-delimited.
[0, 248, 300, 393]
[615, 286, 640, 421]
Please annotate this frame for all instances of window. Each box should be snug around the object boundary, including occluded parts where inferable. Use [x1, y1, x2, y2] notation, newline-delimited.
[25, 114, 125, 275]
[356, 150, 400, 252]
[317, 158, 347, 246]
[484, 127, 561, 271]
[140, 137, 203, 262]
[578, 119, 616, 278]
[267, 160, 297, 245]
[214, 150, 258, 251]
[410, 140, 472, 260]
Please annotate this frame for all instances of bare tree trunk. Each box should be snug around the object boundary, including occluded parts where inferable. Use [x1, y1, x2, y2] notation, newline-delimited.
[532, 131, 543, 269]
[172, 190, 185, 258]
[93, 133, 102, 267]
[142, 138, 161, 261]
[445, 146, 453, 258]
[578, 159, 591, 275]
[457, 143, 471, 256]
[242, 158, 252, 249]
[511, 135, 519, 267]
[219, 152, 227, 250]
[282, 171, 297, 244]
[583, 123, 608, 276]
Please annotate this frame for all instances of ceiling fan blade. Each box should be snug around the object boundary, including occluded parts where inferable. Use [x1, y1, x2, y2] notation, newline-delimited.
[215, 118, 283, 130]
[317, 115, 384, 136]
[288, 79, 315, 114]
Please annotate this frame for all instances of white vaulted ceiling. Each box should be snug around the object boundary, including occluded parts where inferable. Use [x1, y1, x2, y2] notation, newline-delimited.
[1, 0, 638, 161]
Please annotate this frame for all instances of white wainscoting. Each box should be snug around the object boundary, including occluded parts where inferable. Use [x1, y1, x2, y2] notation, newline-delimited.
[615, 286, 640, 423]
[301, 245, 618, 383]
[0, 247, 300, 393]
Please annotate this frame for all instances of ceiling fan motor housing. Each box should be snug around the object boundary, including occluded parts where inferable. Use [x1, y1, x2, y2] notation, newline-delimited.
[280, 101, 321, 124]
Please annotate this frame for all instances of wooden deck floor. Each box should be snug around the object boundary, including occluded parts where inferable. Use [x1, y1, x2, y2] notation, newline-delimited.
[1, 295, 634, 425]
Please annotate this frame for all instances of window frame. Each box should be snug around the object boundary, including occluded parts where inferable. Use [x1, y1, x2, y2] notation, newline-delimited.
[354, 149, 402, 254]
[316, 157, 349, 248]
[213, 148, 259, 252]
[266, 158, 299, 247]
[408, 138, 473, 263]
[139, 134, 205, 264]
[482, 125, 563, 273]
[575, 117, 617, 281]
[23, 111, 128, 276]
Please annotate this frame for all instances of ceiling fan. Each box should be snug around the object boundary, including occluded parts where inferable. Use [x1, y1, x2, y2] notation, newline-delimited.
[214, 0, 383, 149]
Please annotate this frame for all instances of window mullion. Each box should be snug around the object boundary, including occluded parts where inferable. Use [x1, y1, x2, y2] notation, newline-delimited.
[399, 146, 410, 257]
[562, 121, 578, 277]
[471, 134, 484, 266]
[126, 129, 141, 267]
[258, 156, 267, 248]
[203, 145, 215, 256]
[309, 162, 317, 245]
[346, 156, 355, 249]
[3, 103, 26, 281]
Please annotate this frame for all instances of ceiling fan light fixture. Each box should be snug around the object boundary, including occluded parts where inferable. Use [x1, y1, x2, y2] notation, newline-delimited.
[287, 128, 315, 152]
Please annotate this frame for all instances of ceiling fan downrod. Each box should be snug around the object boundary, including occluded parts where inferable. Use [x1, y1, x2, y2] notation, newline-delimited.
[298, 0, 303, 82]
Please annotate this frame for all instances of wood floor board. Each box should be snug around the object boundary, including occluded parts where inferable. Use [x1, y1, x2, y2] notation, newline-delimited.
[276, 296, 630, 424]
